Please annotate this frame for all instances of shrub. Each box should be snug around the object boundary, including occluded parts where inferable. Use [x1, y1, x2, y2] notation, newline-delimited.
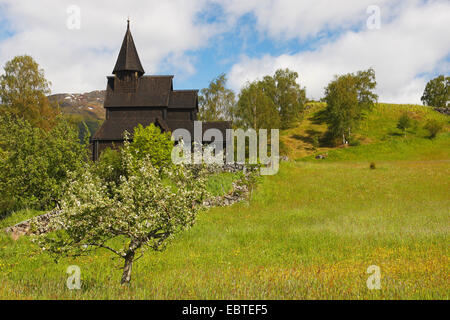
[397, 112, 413, 136]
[279, 139, 289, 156]
[206, 172, 243, 196]
[348, 136, 361, 146]
[0, 115, 87, 213]
[424, 119, 444, 139]
[95, 124, 175, 184]
[311, 134, 320, 148]
[129, 123, 173, 168]
[94, 147, 124, 185]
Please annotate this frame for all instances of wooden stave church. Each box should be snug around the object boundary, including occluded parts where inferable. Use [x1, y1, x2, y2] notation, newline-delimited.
[91, 21, 231, 161]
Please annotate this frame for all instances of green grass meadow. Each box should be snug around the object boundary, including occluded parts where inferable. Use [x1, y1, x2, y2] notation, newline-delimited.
[0, 103, 449, 299]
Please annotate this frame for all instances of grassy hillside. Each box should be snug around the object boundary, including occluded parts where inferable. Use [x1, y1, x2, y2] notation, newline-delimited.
[302, 133, 450, 162]
[0, 102, 448, 299]
[281, 102, 449, 160]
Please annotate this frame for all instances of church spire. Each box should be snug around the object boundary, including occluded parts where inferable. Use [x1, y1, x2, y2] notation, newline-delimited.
[113, 20, 145, 76]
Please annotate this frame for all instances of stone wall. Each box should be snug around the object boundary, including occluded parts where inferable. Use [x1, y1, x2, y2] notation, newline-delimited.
[435, 107, 450, 116]
[4, 164, 261, 238]
[4, 209, 60, 239]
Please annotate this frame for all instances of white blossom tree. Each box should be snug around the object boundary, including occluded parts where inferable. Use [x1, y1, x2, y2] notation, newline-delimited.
[37, 141, 209, 285]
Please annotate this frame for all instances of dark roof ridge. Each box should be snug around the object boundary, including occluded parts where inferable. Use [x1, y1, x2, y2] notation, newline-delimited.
[142, 75, 174, 78]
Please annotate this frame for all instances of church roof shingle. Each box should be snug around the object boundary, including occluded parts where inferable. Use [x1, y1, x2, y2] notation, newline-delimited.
[104, 75, 174, 107]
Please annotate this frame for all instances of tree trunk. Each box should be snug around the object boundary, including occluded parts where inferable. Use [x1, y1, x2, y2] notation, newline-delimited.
[120, 252, 135, 285]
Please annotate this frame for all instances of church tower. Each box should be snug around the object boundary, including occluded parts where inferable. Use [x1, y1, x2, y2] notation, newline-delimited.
[112, 20, 145, 83]
[91, 20, 230, 161]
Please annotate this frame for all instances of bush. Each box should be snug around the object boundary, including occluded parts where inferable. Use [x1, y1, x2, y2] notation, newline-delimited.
[424, 119, 444, 139]
[348, 136, 361, 146]
[311, 134, 320, 148]
[0, 115, 87, 213]
[94, 147, 124, 185]
[129, 124, 173, 167]
[397, 112, 413, 136]
[206, 172, 243, 196]
[94, 124, 175, 184]
[279, 139, 289, 156]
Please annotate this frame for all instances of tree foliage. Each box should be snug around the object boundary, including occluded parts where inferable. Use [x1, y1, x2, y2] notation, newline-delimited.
[233, 68, 305, 131]
[261, 68, 306, 129]
[234, 81, 280, 131]
[0, 115, 87, 213]
[323, 68, 378, 144]
[421, 75, 449, 108]
[0, 55, 60, 131]
[424, 119, 443, 139]
[37, 140, 209, 285]
[94, 124, 174, 186]
[397, 112, 413, 136]
[129, 123, 173, 167]
[198, 74, 235, 121]
[94, 146, 124, 186]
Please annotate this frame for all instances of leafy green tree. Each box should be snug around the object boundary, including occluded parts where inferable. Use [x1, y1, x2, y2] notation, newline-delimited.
[0, 115, 87, 213]
[232, 68, 305, 130]
[94, 124, 173, 188]
[397, 112, 413, 136]
[424, 119, 443, 139]
[65, 114, 102, 143]
[129, 123, 173, 167]
[261, 68, 306, 129]
[421, 75, 449, 108]
[94, 147, 124, 186]
[234, 81, 280, 131]
[37, 140, 209, 285]
[323, 68, 378, 144]
[0, 55, 60, 131]
[198, 74, 236, 121]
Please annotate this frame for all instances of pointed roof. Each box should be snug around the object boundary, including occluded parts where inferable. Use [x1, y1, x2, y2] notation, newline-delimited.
[113, 20, 145, 76]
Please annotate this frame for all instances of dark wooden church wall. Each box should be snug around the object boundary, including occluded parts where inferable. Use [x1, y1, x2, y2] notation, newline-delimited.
[99, 140, 123, 154]
[167, 109, 192, 120]
[107, 107, 164, 120]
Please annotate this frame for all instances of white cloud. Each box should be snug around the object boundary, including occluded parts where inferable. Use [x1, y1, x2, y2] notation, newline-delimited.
[218, 0, 395, 40]
[227, 0, 450, 103]
[0, 0, 448, 104]
[0, 0, 223, 93]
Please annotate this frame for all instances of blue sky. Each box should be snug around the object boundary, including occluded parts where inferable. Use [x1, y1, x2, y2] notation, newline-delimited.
[0, 0, 449, 103]
[165, 12, 311, 90]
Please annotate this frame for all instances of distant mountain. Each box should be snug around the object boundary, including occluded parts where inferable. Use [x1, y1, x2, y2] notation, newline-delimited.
[48, 90, 105, 141]
[48, 90, 106, 120]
